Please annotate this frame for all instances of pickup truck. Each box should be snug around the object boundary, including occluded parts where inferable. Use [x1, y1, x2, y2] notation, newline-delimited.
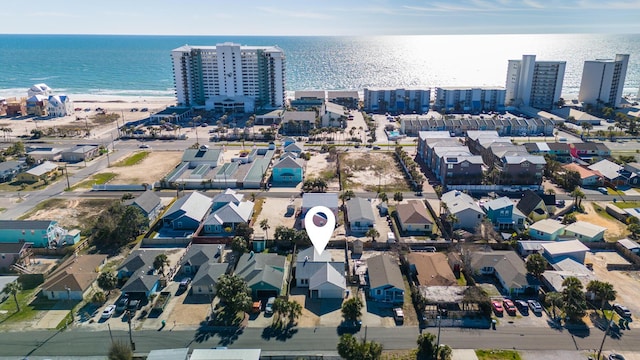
[152, 291, 171, 313]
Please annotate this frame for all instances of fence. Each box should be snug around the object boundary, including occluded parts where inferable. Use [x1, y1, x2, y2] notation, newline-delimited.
[92, 184, 152, 191]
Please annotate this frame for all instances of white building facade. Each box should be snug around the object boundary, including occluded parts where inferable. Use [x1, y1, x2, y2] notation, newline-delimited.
[505, 55, 566, 110]
[433, 87, 506, 113]
[578, 54, 630, 108]
[171, 43, 286, 112]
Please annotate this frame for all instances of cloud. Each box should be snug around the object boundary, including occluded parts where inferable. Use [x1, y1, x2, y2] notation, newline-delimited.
[255, 6, 332, 19]
[29, 11, 78, 18]
[522, 0, 545, 8]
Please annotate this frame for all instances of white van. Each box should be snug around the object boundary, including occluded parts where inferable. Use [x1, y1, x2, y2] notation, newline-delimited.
[387, 232, 396, 243]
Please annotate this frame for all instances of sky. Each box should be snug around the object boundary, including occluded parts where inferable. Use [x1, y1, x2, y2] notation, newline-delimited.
[2, 0, 640, 36]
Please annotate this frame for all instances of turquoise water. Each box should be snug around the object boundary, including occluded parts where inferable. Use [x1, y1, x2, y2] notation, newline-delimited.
[0, 34, 639, 97]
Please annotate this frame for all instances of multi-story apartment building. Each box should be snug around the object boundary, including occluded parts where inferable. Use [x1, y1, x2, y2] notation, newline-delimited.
[171, 43, 286, 112]
[418, 132, 483, 186]
[505, 55, 566, 110]
[578, 54, 630, 108]
[433, 87, 506, 113]
[363, 88, 430, 114]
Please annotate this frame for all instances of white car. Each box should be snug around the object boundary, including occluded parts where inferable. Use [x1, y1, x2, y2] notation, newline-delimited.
[139, 144, 151, 149]
[101, 305, 116, 319]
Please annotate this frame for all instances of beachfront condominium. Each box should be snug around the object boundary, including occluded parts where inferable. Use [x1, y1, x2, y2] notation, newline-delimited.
[171, 42, 286, 112]
[433, 87, 506, 113]
[505, 55, 566, 111]
[363, 88, 431, 114]
[578, 54, 629, 108]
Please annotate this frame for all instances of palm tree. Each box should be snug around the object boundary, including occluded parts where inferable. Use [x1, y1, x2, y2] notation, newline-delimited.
[546, 291, 563, 320]
[378, 192, 388, 203]
[365, 228, 380, 242]
[570, 187, 586, 209]
[3, 281, 22, 312]
[546, 188, 556, 195]
[259, 219, 270, 240]
[153, 254, 170, 276]
[586, 280, 616, 316]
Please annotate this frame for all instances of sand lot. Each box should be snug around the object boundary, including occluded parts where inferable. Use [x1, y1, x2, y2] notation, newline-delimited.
[304, 152, 340, 191]
[24, 198, 114, 228]
[253, 197, 300, 235]
[102, 150, 183, 185]
[341, 152, 408, 192]
[576, 202, 628, 241]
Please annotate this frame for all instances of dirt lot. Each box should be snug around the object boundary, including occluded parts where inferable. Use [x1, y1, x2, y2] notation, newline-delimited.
[576, 202, 628, 241]
[253, 197, 300, 236]
[22, 198, 114, 229]
[96, 151, 183, 185]
[341, 152, 408, 192]
[303, 152, 340, 191]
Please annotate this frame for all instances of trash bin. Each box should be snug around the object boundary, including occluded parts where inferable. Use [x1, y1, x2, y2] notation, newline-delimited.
[491, 319, 497, 330]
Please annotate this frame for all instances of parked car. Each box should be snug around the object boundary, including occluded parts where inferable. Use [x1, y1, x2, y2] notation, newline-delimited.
[598, 187, 609, 194]
[502, 299, 517, 316]
[528, 299, 542, 314]
[265, 297, 276, 315]
[252, 300, 263, 313]
[492, 301, 504, 315]
[101, 305, 116, 319]
[127, 299, 140, 313]
[116, 296, 129, 313]
[393, 308, 404, 324]
[613, 303, 632, 318]
[515, 300, 529, 315]
[139, 144, 151, 149]
[609, 354, 626, 360]
[179, 277, 192, 290]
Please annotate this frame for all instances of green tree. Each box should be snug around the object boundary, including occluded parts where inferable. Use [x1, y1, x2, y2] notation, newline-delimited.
[562, 213, 577, 224]
[365, 228, 380, 242]
[152, 254, 170, 276]
[231, 236, 248, 253]
[234, 222, 254, 241]
[570, 187, 586, 209]
[546, 291, 563, 320]
[337, 334, 382, 360]
[340, 190, 355, 202]
[581, 122, 593, 136]
[259, 218, 270, 240]
[341, 297, 363, 322]
[274, 225, 296, 249]
[436, 345, 453, 360]
[562, 276, 587, 322]
[586, 280, 616, 315]
[3, 281, 22, 312]
[393, 191, 403, 204]
[115, 206, 147, 245]
[215, 274, 252, 316]
[97, 272, 117, 296]
[378, 192, 388, 203]
[273, 298, 303, 327]
[92, 291, 107, 304]
[108, 340, 133, 360]
[294, 229, 311, 246]
[525, 253, 548, 278]
[417, 332, 438, 359]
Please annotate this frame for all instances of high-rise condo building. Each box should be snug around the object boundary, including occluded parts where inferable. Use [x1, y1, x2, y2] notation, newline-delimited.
[578, 54, 629, 108]
[505, 55, 566, 110]
[171, 42, 286, 112]
[433, 87, 506, 113]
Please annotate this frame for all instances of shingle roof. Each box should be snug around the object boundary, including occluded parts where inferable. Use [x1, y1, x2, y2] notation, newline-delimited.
[471, 251, 538, 290]
[192, 262, 228, 287]
[273, 156, 303, 170]
[0, 161, 25, 173]
[212, 188, 243, 204]
[367, 254, 404, 290]
[563, 163, 600, 180]
[118, 249, 164, 274]
[42, 254, 107, 292]
[440, 191, 483, 216]
[407, 253, 456, 286]
[346, 197, 375, 223]
[182, 244, 222, 268]
[124, 190, 161, 215]
[517, 190, 545, 216]
[163, 191, 212, 223]
[203, 201, 254, 225]
[588, 159, 625, 180]
[396, 200, 432, 225]
[0, 220, 54, 230]
[121, 272, 161, 293]
[298, 246, 332, 263]
[309, 263, 346, 290]
[0, 241, 30, 254]
[235, 253, 286, 290]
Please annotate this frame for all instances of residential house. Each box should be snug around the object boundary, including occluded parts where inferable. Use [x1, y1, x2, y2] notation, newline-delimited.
[0, 161, 26, 182]
[542, 240, 590, 264]
[346, 197, 376, 234]
[618, 238, 640, 254]
[588, 159, 628, 187]
[234, 252, 287, 299]
[61, 145, 99, 163]
[162, 191, 212, 230]
[211, 188, 243, 211]
[0, 220, 66, 248]
[5, 97, 26, 116]
[26, 95, 48, 116]
[120, 271, 161, 299]
[124, 190, 163, 223]
[281, 110, 316, 136]
[117, 249, 164, 280]
[470, 251, 540, 295]
[283, 142, 304, 154]
[41, 254, 107, 300]
[16, 161, 59, 184]
[0, 242, 32, 272]
[281, 137, 297, 148]
[301, 193, 339, 218]
[436, 150, 484, 186]
[571, 143, 610, 161]
[541, 257, 596, 293]
[201, 200, 254, 236]
[563, 221, 606, 242]
[624, 163, 640, 186]
[191, 262, 228, 295]
[396, 200, 433, 234]
[26, 147, 63, 162]
[482, 197, 525, 230]
[407, 253, 457, 287]
[562, 163, 602, 187]
[440, 191, 485, 231]
[271, 155, 304, 186]
[182, 146, 223, 168]
[28, 83, 51, 97]
[517, 190, 549, 221]
[499, 154, 545, 185]
[528, 219, 565, 241]
[295, 247, 345, 298]
[46, 95, 73, 118]
[517, 240, 554, 257]
[524, 142, 571, 162]
[366, 254, 404, 303]
[180, 244, 223, 275]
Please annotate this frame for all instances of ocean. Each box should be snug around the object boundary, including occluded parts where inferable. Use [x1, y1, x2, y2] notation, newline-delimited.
[0, 33, 639, 98]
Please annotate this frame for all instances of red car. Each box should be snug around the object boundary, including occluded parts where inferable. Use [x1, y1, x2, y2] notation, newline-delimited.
[502, 299, 517, 316]
[492, 301, 504, 315]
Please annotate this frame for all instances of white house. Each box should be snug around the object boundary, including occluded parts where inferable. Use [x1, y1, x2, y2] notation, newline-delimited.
[47, 95, 74, 118]
[563, 221, 606, 242]
[440, 190, 484, 231]
[295, 247, 345, 299]
[542, 240, 590, 264]
[529, 219, 565, 241]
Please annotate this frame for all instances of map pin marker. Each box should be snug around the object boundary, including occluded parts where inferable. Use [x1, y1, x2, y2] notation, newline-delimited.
[305, 206, 336, 256]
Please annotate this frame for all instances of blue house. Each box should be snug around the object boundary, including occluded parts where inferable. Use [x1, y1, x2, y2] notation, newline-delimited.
[482, 197, 525, 231]
[271, 155, 304, 186]
[366, 254, 404, 304]
[162, 191, 212, 230]
[529, 219, 566, 241]
[0, 220, 61, 248]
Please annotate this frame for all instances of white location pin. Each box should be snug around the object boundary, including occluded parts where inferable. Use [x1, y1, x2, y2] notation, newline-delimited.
[304, 206, 336, 256]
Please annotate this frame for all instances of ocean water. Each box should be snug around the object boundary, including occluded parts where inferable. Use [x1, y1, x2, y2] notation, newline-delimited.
[0, 33, 638, 98]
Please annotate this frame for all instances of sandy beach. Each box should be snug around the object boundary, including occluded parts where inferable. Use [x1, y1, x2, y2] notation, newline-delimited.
[0, 94, 176, 138]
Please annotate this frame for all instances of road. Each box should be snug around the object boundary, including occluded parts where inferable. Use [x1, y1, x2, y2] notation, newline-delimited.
[0, 325, 638, 357]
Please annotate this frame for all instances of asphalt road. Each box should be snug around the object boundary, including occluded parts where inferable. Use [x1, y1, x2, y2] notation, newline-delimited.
[1, 325, 639, 357]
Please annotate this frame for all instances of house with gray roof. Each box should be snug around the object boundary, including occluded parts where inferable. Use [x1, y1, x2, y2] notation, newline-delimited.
[234, 252, 287, 299]
[182, 146, 222, 168]
[563, 221, 606, 242]
[61, 144, 99, 163]
[366, 254, 404, 303]
[396, 200, 433, 234]
[180, 244, 223, 275]
[295, 247, 345, 298]
[301, 193, 339, 218]
[470, 250, 539, 295]
[124, 190, 162, 223]
[346, 197, 375, 234]
[191, 262, 228, 295]
[588, 159, 628, 187]
[440, 191, 484, 231]
[117, 249, 164, 279]
[211, 188, 243, 211]
[272, 155, 304, 186]
[482, 196, 525, 230]
[162, 191, 212, 230]
[0, 160, 26, 182]
[201, 201, 254, 236]
[120, 270, 161, 299]
[283, 142, 304, 154]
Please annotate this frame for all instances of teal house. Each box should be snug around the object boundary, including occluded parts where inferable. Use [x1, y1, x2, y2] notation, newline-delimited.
[271, 154, 304, 186]
[0, 220, 60, 248]
[234, 252, 286, 299]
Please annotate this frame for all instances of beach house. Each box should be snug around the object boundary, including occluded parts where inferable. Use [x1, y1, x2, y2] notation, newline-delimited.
[396, 200, 433, 234]
[161, 191, 212, 231]
[366, 254, 404, 303]
[345, 197, 376, 234]
[563, 221, 606, 242]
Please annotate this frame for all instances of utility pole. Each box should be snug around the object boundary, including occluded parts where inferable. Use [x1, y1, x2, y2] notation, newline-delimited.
[107, 323, 114, 343]
[127, 310, 135, 351]
[597, 311, 615, 360]
[64, 164, 70, 190]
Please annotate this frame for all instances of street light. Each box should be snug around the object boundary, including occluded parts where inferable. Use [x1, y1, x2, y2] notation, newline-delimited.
[208, 284, 214, 315]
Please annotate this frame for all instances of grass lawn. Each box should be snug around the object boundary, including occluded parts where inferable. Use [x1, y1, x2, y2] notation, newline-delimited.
[0, 207, 5, 212]
[457, 272, 467, 286]
[612, 201, 640, 209]
[113, 151, 149, 167]
[592, 203, 617, 222]
[0, 289, 56, 325]
[71, 172, 117, 190]
[0, 179, 50, 192]
[607, 188, 625, 195]
[476, 349, 522, 360]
